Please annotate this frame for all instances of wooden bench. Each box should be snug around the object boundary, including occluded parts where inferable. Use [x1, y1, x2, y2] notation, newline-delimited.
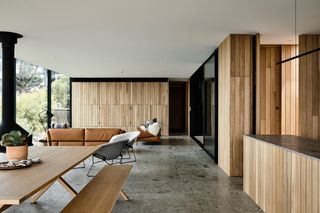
[62, 165, 132, 213]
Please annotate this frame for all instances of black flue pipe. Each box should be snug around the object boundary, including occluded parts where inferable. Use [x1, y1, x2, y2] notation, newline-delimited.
[0, 32, 31, 153]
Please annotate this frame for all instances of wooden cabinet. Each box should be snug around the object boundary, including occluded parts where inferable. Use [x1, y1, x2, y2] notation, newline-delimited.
[244, 135, 320, 213]
[72, 81, 169, 135]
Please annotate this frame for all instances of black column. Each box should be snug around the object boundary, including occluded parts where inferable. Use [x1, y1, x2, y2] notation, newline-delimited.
[47, 70, 52, 129]
[0, 32, 31, 153]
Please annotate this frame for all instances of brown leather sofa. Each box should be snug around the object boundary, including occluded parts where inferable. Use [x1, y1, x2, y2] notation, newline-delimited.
[47, 128, 124, 146]
[137, 128, 161, 143]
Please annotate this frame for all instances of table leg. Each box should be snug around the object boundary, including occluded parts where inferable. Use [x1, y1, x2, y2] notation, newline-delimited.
[31, 177, 77, 204]
[31, 181, 55, 203]
[0, 204, 11, 212]
[119, 189, 129, 201]
[57, 177, 78, 197]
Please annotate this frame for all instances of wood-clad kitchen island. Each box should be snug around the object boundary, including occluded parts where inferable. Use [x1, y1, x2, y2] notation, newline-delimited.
[243, 135, 320, 213]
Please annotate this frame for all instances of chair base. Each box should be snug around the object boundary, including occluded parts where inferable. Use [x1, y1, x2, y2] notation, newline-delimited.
[87, 155, 123, 177]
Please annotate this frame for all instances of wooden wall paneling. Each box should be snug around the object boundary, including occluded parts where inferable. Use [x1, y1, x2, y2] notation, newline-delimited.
[99, 105, 131, 131]
[257, 46, 281, 135]
[218, 35, 231, 176]
[243, 136, 320, 212]
[81, 82, 100, 127]
[313, 36, 320, 140]
[119, 82, 131, 105]
[100, 82, 130, 105]
[255, 34, 261, 135]
[99, 82, 132, 131]
[151, 105, 169, 136]
[132, 105, 151, 129]
[131, 82, 169, 135]
[99, 82, 110, 105]
[281, 45, 299, 135]
[299, 35, 320, 140]
[80, 105, 100, 127]
[229, 34, 252, 176]
[71, 82, 81, 127]
[160, 82, 169, 105]
[218, 34, 252, 176]
[72, 82, 100, 127]
[131, 82, 145, 105]
[260, 47, 266, 134]
[72, 81, 169, 135]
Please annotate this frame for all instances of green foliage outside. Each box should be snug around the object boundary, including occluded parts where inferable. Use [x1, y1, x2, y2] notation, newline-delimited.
[17, 89, 46, 134]
[16, 74, 70, 137]
[16, 60, 43, 94]
[1, 59, 70, 140]
[52, 75, 70, 108]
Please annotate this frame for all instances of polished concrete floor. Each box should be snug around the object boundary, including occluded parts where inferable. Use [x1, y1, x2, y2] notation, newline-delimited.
[5, 136, 262, 213]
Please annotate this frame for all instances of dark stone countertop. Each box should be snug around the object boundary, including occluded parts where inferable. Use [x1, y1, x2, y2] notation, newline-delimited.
[246, 135, 320, 160]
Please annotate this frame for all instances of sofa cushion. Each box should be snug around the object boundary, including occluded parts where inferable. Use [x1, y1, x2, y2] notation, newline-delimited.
[84, 128, 122, 142]
[148, 122, 160, 136]
[47, 128, 84, 141]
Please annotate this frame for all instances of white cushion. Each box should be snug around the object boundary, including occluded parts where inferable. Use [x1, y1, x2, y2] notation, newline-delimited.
[140, 125, 147, 131]
[109, 131, 141, 144]
[148, 122, 160, 136]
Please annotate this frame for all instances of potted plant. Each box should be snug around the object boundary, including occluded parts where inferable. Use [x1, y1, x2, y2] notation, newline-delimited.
[0, 131, 28, 161]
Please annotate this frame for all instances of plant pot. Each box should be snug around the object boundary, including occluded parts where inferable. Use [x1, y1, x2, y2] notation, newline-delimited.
[6, 145, 28, 161]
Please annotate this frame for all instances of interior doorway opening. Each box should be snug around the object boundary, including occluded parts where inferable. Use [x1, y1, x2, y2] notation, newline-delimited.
[169, 81, 187, 135]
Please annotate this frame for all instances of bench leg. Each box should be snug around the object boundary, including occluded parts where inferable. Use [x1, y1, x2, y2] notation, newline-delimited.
[31, 181, 55, 203]
[57, 177, 78, 197]
[119, 189, 129, 201]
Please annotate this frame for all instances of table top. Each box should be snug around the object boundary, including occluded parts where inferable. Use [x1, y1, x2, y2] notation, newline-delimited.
[0, 146, 100, 205]
[246, 135, 320, 160]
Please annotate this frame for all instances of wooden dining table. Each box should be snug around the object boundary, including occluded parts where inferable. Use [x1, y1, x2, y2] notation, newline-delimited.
[0, 146, 100, 212]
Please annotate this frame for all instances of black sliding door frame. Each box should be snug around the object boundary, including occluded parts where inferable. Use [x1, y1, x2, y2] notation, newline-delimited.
[190, 48, 219, 163]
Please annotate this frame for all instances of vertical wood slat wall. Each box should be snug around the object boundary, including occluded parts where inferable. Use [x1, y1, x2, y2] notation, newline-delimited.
[243, 135, 320, 213]
[281, 45, 299, 135]
[256, 45, 299, 135]
[299, 35, 320, 140]
[256, 46, 281, 135]
[218, 34, 253, 176]
[72, 82, 169, 135]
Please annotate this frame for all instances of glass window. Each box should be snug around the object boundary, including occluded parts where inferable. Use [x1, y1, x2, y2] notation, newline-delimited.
[51, 71, 70, 127]
[16, 59, 47, 142]
[203, 56, 216, 157]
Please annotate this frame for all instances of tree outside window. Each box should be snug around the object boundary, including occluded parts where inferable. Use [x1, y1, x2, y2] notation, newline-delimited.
[16, 59, 47, 142]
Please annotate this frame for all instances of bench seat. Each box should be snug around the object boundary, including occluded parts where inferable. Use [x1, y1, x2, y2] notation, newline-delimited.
[62, 165, 132, 213]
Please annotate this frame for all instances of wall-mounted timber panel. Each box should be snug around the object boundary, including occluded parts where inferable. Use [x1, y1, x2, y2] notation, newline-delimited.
[244, 135, 320, 213]
[299, 34, 320, 140]
[281, 45, 299, 135]
[255, 44, 299, 136]
[72, 81, 169, 135]
[72, 82, 100, 128]
[256, 46, 281, 135]
[218, 34, 253, 176]
[218, 35, 231, 175]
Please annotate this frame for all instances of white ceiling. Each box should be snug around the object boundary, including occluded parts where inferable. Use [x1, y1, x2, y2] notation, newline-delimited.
[0, 0, 319, 78]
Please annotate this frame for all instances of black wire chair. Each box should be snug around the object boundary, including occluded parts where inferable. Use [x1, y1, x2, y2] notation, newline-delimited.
[109, 131, 140, 163]
[87, 139, 128, 177]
